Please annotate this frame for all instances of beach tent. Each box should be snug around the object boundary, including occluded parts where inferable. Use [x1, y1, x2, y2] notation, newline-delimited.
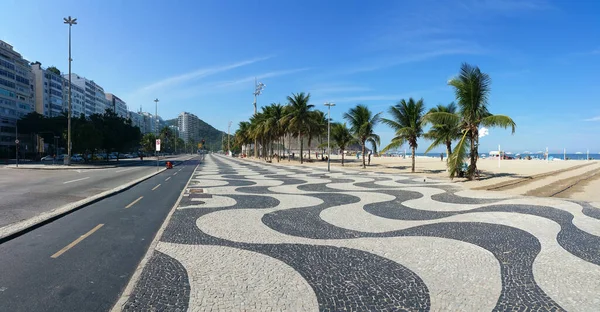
[489, 151, 500, 157]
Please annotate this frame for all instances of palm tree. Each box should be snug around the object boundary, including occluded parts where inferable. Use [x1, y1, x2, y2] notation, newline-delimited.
[381, 98, 425, 173]
[331, 122, 354, 166]
[343, 104, 381, 168]
[422, 103, 462, 164]
[281, 92, 313, 164]
[307, 110, 327, 160]
[235, 121, 251, 156]
[428, 63, 516, 180]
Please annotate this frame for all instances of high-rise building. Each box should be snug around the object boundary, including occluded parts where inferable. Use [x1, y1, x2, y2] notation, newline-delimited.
[105, 93, 127, 118]
[31, 62, 65, 117]
[63, 79, 85, 118]
[0, 40, 34, 149]
[63, 73, 109, 116]
[177, 112, 200, 143]
[128, 110, 145, 132]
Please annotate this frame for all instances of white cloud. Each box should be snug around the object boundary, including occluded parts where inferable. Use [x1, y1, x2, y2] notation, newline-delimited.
[584, 116, 600, 122]
[212, 68, 311, 89]
[337, 48, 484, 76]
[134, 55, 273, 93]
[459, 0, 554, 12]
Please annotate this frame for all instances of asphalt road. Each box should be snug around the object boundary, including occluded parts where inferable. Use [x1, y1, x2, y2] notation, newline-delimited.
[0, 157, 199, 312]
[0, 157, 189, 228]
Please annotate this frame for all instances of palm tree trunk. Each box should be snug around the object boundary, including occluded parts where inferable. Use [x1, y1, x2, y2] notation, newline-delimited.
[342, 149, 345, 166]
[468, 133, 477, 180]
[446, 141, 452, 165]
[362, 141, 366, 168]
[308, 136, 312, 160]
[288, 133, 291, 162]
[411, 145, 416, 173]
[299, 132, 304, 164]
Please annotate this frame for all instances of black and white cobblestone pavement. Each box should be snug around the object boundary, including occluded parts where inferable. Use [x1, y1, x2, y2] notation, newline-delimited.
[120, 154, 600, 312]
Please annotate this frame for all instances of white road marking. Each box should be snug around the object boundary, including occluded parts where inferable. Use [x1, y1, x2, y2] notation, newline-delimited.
[116, 168, 135, 173]
[63, 177, 90, 184]
[152, 184, 161, 191]
[165, 177, 171, 181]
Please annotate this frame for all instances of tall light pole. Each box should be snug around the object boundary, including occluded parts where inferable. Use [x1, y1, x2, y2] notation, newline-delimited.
[227, 121, 232, 156]
[324, 102, 335, 172]
[155, 98, 159, 170]
[63, 16, 77, 165]
[252, 78, 265, 158]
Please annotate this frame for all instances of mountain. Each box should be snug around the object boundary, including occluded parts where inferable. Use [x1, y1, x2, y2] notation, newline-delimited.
[165, 118, 228, 150]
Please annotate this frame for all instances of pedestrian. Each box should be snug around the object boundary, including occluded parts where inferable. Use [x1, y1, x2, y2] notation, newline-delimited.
[440, 153, 444, 161]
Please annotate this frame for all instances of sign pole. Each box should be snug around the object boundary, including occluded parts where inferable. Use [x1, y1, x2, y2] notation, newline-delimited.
[155, 139, 161, 171]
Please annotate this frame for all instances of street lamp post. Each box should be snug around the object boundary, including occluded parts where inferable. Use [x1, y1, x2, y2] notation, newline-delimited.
[155, 98, 159, 171]
[252, 78, 265, 158]
[324, 102, 335, 172]
[63, 16, 77, 166]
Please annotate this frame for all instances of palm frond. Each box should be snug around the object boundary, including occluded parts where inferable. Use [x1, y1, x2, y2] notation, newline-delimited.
[448, 130, 470, 179]
[480, 115, 516, 134]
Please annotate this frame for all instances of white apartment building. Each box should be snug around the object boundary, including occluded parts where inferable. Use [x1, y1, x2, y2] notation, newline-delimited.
[128, 110, 145, 132]
[177, 111, 200, 143]
[63, 73, 110, 116]
[63, 80, 86, 118]
[0, 40, 34, 149]
[105, 93, 127, 118]
[31, 62, 65, 117]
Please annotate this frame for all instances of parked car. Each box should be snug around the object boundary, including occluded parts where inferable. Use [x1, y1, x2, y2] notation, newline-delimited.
[41, 155, 54, 161]
[71, 155, 83, 162]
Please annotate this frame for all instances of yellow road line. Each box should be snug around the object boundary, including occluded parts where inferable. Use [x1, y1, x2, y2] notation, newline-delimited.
[125, 196, 144, 209]
[152, 184, 161, 191]
[51, 224, 104, 258]
[165, 177, 171, 181]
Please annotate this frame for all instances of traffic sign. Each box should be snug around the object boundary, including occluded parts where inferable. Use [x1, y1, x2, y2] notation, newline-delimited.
[155, 139, 161, 151]
[15, 139, 19, 144]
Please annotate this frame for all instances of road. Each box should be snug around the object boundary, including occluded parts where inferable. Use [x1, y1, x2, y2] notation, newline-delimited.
[0, 156, 189, 228]
[0, 157, 199, 312]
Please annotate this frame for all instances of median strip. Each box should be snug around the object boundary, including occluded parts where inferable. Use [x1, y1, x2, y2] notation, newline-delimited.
[51, 224, 104, 258]
[125, 196, 144, 209]
[63, 177, 90, 184]
[151, 184, 161, 191]
[116, 168, 135, 173]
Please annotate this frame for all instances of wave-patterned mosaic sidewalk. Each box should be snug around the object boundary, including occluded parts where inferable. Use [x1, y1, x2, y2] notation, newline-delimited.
[123, 154, 600, 312]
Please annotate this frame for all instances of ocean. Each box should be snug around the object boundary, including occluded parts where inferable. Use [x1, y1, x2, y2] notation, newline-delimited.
[382, 152, 600, 160]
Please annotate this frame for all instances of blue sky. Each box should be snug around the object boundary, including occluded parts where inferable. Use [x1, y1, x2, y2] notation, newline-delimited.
[1, 0, 599, 153]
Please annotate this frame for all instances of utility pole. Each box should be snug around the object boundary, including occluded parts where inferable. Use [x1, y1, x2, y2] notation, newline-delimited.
[252, 78, 265, 158]
[324, 102, 335, 172]
[63, 16, 77, 166]
[228, 121, 232, 156]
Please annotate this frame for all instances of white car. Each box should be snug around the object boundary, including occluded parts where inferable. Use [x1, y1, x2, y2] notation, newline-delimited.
[41, 155, 54, 161]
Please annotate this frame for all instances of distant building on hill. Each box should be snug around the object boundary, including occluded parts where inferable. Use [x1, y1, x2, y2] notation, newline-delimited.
[177, 112, 200, 143]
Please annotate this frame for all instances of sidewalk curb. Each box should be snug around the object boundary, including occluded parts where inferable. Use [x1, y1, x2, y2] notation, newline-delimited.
[0, 158, 191, 243]
[111, 162, 200, 312]
[6, 158, 179, 170]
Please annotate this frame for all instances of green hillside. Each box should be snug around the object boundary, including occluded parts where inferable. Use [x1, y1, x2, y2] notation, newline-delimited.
[165, 118, 229, 151]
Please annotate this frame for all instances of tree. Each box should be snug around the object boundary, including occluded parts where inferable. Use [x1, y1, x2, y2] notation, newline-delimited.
[343, 104, 381, 168]
[428, 63, 516, 180]
[422, 103, 462, 164]
[235, 121, 252, 156]
[47, 66, 61, 75]
[331, 122, 354, 166]
[308, 110, 327, 159]
[381, 98, 425, 173]
[141, 133, 157, 154]
[281, 92, 313, 164]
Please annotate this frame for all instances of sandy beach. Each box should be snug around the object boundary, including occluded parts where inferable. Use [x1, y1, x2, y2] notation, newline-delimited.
[240, 154, 600, 203]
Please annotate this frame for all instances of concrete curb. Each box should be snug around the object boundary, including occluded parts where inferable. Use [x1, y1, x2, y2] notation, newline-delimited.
[111, 162, 200, 312]
[0, 166, 170, 243]
[6, 158, 180, 170]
